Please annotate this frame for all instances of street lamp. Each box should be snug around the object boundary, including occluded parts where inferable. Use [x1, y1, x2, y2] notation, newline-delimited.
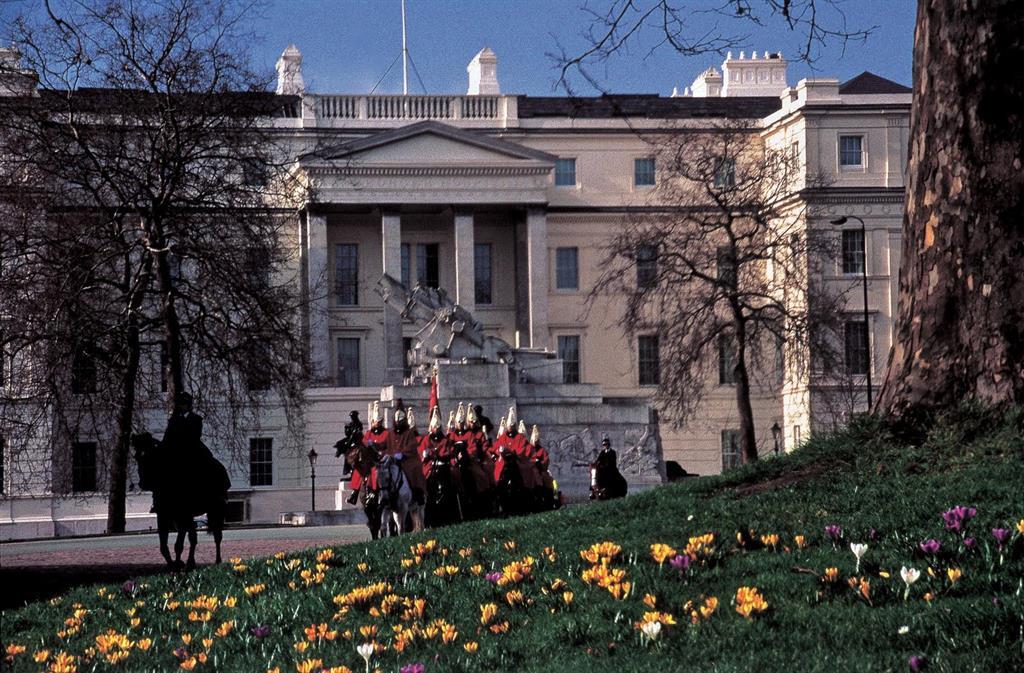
[831, 215, 873, 409]
[307, 448, 318, 512]
[771, 422, 782, 456]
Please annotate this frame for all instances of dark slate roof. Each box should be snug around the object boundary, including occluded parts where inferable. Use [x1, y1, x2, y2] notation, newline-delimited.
[838, 72, 911, 95]
[22, 87, 301, 117]
[517, 93, 781, 119]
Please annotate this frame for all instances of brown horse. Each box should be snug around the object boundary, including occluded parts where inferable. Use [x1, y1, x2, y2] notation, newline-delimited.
[132, 433, 230, 569]
[344, 441, 383, 539]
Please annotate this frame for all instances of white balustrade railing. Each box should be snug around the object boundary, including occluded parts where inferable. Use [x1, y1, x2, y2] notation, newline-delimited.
[309, 94, 508, 123]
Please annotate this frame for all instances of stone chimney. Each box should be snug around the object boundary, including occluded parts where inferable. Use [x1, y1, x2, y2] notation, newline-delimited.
[0, 47, 38, 97]
[689, 66, 722, 98]
[466, 47, 500, 95]
[275, 44, 305, 96]
[721, 50, 787, 97]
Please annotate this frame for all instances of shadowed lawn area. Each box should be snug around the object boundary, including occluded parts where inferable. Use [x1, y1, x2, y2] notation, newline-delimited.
[3, 406, 1022, 672]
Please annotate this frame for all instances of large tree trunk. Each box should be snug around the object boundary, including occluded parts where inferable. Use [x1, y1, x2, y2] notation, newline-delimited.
[877, 0, 1024, 416]
[149, 220, 186, 401]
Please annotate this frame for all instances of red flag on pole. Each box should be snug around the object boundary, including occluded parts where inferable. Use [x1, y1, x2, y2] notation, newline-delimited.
[428, 364, 439, 417]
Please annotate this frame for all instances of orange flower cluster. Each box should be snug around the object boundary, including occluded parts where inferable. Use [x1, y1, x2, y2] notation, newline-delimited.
[496, 556, 535, 587]
[580, 560, 631, 600]
[304, 623, 338, 642]
[332, 582, 393, 610]
[579, 541, 622, 565]
[760, 533, 780, 549]
[315, 548, 334, 563]
[684, 596, 719, 624]
[684, 533, 716, 564]
[734, 586, 769, 618]
[244, 583, 266, 597]
[847, 576, 872, 603]
[650, 543, 677, 566]
[94, 631, 137, 664]
[635, 611, 677, 630]
[432, 565, 460, 580]
[410, 540, 438, 560]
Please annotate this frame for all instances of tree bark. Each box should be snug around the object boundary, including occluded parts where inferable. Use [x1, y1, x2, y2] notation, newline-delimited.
[733, 320, 758, 464]
[106, 312, 141, 534]
[149, 220, 186, 402]
[877, 0, 1024, 416]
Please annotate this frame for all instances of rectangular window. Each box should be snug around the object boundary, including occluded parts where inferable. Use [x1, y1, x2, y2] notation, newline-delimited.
[636, 245, 657, 288]
[335, 244, 359, 306]
[718, 334, 737, 384]
[714, 158, 736, 188]
[71, 441, 97, 493]
[400, 243, 411, 289]
[71, 345, 96, 394]
[638, 335, 660, 385]
[416, 243, 440, 289]
[249, 437, 273, 487]
[844, 320, 869, 375]
[634, 157, 656, 187]
[242, 158, 268, 187]
[716, 246, 736, 286]
[246, 340, 272, 391]
[336, 338, 361, 387]
[841, 229, 865, 275]
[774, 337, 785, 385]
[474, 243, 492, 304]
[402, 337, 414, 380]
[554, 158, 577, 187]
[839, 135, 863, 167]
[555, 247, 579, 290]
[1, 436, 5, 495]
[557, 335, 581, 384]
[721, 430, 741, 471]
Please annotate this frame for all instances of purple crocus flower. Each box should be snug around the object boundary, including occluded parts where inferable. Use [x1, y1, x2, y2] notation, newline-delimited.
[992, 528, 1010, 549]
[919, 539, 941, 555]
[173, 647, 189, 660]
[249, 625, 270, 638]
[121, 580, 137, 595]
[868, 528, 881, 541]
[825, 525, 842, 542]
[962, 537, 976, 550]
[942, 505, 977, 533]
[485, 571, 502, 584]
[400, 664, 425, 673]
[669, 554, 690, 571]
[908, 655, 927, 672]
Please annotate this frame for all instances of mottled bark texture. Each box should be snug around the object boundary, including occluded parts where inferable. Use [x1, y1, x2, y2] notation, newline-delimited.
[877, 0, 1024, 415]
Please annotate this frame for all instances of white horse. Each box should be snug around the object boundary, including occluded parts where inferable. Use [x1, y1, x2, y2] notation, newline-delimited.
[376, 455, 414, 537]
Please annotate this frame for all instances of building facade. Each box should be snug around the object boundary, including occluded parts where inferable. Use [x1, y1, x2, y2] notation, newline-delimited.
[0, 46, 911, 538]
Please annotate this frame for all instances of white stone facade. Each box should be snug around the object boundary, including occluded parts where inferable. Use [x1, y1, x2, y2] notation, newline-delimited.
[0, 48, 911, 538]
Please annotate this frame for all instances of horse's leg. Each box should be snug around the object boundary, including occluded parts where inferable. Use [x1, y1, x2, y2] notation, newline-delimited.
[185, 521, 198, 570]
[173, 524, 186, 569]
[158, 516, 174, 567]
[412, 506, 424, 533]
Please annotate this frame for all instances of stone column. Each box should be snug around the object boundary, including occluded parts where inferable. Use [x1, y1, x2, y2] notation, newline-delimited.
[306, 212, 330, 384]
[453, 210, 476, 314]
[526, 207, 549, 349]
[381, 210, 404, 384]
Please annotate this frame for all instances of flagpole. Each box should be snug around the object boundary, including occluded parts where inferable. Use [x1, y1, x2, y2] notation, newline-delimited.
[401, 0, 409, 95]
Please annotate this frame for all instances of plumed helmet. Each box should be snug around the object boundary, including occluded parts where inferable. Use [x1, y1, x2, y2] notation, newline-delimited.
[370, 401, 382, 425]
[530, 424, 540, 446]
[497, 416, 507, 436]
[506, 405, 517, 427]
[406, 407, 415, 428]
[466, 404, 478, 424]
[518, 420, 527, 436]
[430, 407, 443, 432]
[447, 410, 456, 430]
[395, 407, 406, 422]
[455, 402, 466, 424]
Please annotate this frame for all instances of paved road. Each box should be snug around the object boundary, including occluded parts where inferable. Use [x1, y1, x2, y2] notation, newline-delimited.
[0, 525, 371, 611]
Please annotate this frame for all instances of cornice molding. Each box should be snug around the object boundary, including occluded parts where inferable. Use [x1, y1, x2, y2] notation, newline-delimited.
[307, 165, 550, 178]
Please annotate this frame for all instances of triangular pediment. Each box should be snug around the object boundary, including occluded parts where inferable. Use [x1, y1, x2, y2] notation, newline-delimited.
[312, 121, 556, 165]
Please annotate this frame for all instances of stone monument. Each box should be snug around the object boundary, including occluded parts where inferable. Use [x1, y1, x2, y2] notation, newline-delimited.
[375, 275, 665, 499]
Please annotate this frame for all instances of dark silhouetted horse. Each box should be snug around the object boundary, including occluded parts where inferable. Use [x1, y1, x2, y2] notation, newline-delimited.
[132, 433, 230, 569]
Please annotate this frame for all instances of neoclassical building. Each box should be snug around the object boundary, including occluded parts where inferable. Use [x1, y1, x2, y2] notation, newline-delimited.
[0, 45, 911, 538]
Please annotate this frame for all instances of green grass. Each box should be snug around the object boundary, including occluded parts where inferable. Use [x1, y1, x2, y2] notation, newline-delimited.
[4, 405, 1023, 673]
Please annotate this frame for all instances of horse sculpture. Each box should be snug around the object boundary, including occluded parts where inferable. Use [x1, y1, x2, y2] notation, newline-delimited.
[375, 454, 414, 537]
[132, 432, 230, 569]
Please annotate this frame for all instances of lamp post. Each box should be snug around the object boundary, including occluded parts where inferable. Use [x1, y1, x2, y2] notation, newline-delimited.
[831, 215, 873, 409]
[771, 422, 782, 456]
[307, 448, 318, 512]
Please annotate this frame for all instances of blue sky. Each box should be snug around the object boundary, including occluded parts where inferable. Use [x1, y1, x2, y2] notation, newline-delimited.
[2, 0, 916, 96]
[248, 0, 916, 96]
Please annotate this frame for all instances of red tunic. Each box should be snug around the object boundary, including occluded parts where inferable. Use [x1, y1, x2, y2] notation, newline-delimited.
[418, 432, 452, 479]
[351, 427, 389, 491]
[385, 427, 427, 493]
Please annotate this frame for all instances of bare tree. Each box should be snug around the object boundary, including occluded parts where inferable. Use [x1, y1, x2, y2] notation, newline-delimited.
[1, 0, 310, 532]
[554, 0, 874, 92]
[590, 124, 843, 464]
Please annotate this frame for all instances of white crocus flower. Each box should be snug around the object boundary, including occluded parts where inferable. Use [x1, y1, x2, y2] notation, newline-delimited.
[898, 626, 910, 635]
[850, 543, 869, 572]
[900, 566, 921, 600]
[640, 620, 662, 643]
[356, 642, 374, 673]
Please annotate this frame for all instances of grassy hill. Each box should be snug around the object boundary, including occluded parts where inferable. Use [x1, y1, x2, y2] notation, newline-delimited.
[3, 406, 1023, 673]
